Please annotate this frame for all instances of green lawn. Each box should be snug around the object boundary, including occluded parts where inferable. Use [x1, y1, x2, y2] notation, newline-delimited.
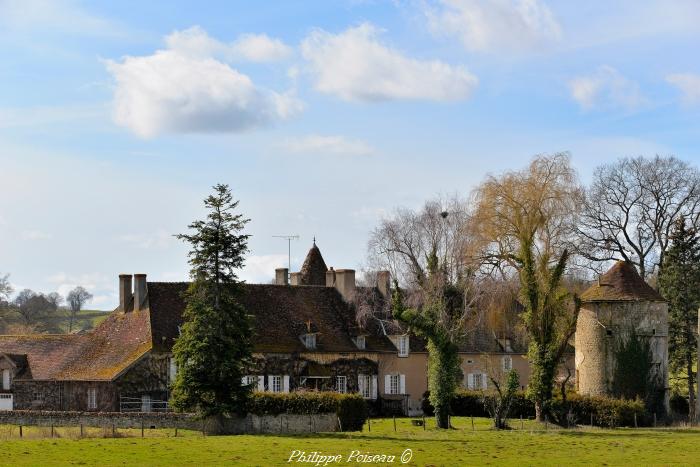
[2, 417, 700, 466]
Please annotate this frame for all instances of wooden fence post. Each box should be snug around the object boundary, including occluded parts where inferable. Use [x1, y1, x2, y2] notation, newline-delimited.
[141, 420, 144, 438]
[393, 415, 396, 432]
[80, 424, 84, 438]
[19, 425, 22, 438]
[422, 415, 426, 431]
[112, 423, 116, 437]
[471, 416, 474, 431]
[174, 427, 178, 437]
[520, 415, 523, 430]
[367, 418, 371, 432]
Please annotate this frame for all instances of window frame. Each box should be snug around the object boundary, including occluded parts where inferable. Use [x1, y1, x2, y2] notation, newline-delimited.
[87, 388, 97, 410]
[502, 355, 513, 371]
[270, 375, 282, 393]
[389, 375, 400, 395]
[336, 376, 347, 394]
[398, 335, 409, 357]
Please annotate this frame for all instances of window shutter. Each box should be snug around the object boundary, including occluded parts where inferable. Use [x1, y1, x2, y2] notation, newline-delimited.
[358, 374, 365, 396]
[283, 375, 290, 393]
[467, 373, 474, 390]
[385, 375, 391, 394]
[371, 375, 378, 400]
[482, 373, 488, 390]
[258, 375, 265, 391]
[399, 375, 406, 395]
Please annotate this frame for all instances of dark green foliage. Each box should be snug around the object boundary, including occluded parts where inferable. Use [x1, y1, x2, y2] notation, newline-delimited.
[248, 392, 368, 431]
[423, 390, 645, 427]
[171, 184, 253, 417]
[611, 331, 653, 401]
[659, 216, 700, 419]
[670, 393, 689, 416]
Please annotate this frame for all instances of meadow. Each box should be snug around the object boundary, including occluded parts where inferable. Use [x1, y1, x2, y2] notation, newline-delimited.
[2, 417, 700, 466]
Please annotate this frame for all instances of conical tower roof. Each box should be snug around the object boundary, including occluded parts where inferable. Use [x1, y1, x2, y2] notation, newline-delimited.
[298, 241, 328, 286]
[581, 261, 664, 302]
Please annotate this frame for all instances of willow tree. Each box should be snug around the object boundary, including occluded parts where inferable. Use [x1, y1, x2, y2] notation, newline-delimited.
[471, 154, 583, 421]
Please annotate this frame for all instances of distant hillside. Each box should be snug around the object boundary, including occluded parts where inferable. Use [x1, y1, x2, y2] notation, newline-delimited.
[0, 308, 111, 335]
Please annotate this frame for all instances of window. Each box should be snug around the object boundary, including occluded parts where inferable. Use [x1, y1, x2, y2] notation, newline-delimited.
[467, 373, 487, 390]
[302, 334, 316, 349]
[473, 373, 483, 389]
[398, 335, 409, 357]
[606, 329, 613, 337]
[502, 355, 513, 371]
[87, 388, 97, 410]
[336, 376, 347, 394]
[359, 374, 371, 398]
[242, 375, 257, 386]
[269, 375, 282, 393]
[168, 358, 177, 383]
[141, 394, 152, 412]
[1, 369, 10, 390]
[390, 375, 400, 395]
[355, 336, 366, 350]
[32, 392, 43, 402]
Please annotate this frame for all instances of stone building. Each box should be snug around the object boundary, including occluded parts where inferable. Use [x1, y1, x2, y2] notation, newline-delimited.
[575, 261, 669, 409]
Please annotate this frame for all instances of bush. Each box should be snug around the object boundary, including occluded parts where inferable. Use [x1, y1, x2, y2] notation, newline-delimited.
[248, 392, 368, 431]
[669, 393, 689, 416]
[422, 390, 645, 428]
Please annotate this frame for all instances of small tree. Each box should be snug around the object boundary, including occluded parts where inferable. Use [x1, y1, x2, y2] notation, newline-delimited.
[484, 368, 520, 429]
[659, 217, 700, 420]
[171, 184, 253, 417]
[66, 286, 93, 332]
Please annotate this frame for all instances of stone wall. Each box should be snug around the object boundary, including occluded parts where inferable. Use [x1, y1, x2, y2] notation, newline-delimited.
[575, 300, 668, 400]
[0, 410, 338, 435]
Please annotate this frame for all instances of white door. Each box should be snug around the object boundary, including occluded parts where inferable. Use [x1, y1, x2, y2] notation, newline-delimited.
[0, 393, 13, 411]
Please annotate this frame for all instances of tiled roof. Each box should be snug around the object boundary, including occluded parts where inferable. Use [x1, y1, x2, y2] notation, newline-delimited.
[298, 243, 328, 286]
[147, 282, 397, 353]
[0, 308, 152, 381]
[581, 261, 664, 302]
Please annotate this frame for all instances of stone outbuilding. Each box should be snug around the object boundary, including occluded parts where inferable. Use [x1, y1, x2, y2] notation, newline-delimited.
[575, 261, 669, 411]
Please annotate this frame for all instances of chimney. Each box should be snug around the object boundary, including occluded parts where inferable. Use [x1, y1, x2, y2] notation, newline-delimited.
[326, 267, 336, 287]
[290, 272, 301, 286]
[333, 269, 356, 302]
[276, 268, 289, 285]
[134, 274, 148, 311]
[119, 274, 133, 312]
[376, 271, 391, 298]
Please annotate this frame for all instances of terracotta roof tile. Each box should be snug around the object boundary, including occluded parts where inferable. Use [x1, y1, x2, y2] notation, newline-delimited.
[581, 261, 664, 302]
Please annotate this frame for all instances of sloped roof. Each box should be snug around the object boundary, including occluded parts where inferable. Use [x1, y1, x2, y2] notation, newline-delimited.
[0, 308, 152, 381]
[147, 282, 396, 353]
[581, 261, 664, 302]
[298, 243, 328, 286]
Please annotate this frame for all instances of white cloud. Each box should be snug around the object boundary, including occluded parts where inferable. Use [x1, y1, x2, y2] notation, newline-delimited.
[568, 66, 647, 111]
[666, 73, 700, 106]
[241, 254, 288, 284]
[0, 0, 121, 36]
[300, 23, 478, 102]
[424, 0, 561, 53]
[283, 134, 375, 156]
[118, 230, 174, 249]
[22, 230, 52, 240]
[47, 272, 112, 307]
[164, 26, 292, 62]
[105, 27, 302, 138]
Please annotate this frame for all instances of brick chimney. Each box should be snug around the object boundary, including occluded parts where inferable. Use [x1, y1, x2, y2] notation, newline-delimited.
[275, 268, 289, 285]
[134, 274, 148, 311]
[376, 271, 391, 298]
[333, 269, 356, 302]
[119, 274, 133, 312]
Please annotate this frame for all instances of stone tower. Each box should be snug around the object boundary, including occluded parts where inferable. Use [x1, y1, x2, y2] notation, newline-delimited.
[575, 261, 668, 408]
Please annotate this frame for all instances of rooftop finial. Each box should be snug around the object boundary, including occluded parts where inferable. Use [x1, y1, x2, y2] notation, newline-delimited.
[313, 236, 316, 245]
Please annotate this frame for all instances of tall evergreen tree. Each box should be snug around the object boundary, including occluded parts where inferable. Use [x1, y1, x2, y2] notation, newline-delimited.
[170, 184, 253, 417]
[659, 216, 700, 420]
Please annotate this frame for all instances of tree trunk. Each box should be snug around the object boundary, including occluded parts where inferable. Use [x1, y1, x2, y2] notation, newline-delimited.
[435, 404, 450, 429]
[535, 400, 545, 422]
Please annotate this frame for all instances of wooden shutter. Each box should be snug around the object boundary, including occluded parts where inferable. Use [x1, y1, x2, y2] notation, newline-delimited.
[283, 375, 290, 393]
[482, 373, 488, 390]
[385, 375, 391, 394]
[399, 375, 406, 395]
[371, 375, 378, 400]
[358, 374, 366, 397]
[467, 373, 474, 390]
[257, 375, 265, 391]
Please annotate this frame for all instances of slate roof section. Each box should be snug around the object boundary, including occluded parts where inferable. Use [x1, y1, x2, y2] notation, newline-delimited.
[0, 308, 152, 381]
[581, 261, 664, 302]
[298, 242, 328, 286]
[147, 282, 397, 353]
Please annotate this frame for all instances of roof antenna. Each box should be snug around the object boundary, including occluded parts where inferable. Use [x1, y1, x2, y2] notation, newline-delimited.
[273, 234, 300, 276]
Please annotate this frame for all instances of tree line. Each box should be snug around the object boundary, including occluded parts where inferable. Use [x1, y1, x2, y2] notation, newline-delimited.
[0, 276, 93, 334]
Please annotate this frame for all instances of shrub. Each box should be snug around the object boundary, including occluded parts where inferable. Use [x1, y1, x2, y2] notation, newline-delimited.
[247, 392, 367, 431]
[669, 393, 689, 416]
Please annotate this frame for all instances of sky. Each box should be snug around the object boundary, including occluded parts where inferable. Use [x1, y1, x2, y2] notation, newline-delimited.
[0, 0, 699, 309]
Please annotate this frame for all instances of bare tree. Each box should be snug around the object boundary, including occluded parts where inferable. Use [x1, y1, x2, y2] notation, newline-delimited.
[66, 286, 93, 332]
[576, 155, 700, 279]
[13, 289, 62, 331]
[471, 153, 583, 421]
[0, 274, 12, 304]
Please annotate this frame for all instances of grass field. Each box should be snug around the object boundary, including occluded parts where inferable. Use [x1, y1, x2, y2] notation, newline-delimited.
[3, 417, 700, 466]
[0, 309, 109, 334]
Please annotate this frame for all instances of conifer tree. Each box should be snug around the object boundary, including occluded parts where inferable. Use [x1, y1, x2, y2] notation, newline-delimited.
[660, 216, 700, 420]
[170, 184, 253, 417]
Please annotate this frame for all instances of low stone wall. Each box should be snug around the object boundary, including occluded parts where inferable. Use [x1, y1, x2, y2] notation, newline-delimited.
[0, 410, 338, 435]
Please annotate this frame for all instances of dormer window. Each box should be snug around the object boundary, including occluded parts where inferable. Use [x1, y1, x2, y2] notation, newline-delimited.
[398, 335, 409, 357]
[354, 336, 366, 350]
[302, 333, 317, 350]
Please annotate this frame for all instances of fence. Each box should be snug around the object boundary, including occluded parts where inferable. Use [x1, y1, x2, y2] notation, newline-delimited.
[119, 396, 170, 413]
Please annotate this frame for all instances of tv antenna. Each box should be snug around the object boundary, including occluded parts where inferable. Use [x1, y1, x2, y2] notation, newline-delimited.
[273, 234, 300, 274]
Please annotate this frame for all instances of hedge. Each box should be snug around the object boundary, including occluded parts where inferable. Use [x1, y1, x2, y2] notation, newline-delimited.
[422, 390, 646, 427]
[248, 392, 368, 431]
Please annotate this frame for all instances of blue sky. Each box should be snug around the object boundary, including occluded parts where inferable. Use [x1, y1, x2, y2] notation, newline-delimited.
[0, 0, 699, 309]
